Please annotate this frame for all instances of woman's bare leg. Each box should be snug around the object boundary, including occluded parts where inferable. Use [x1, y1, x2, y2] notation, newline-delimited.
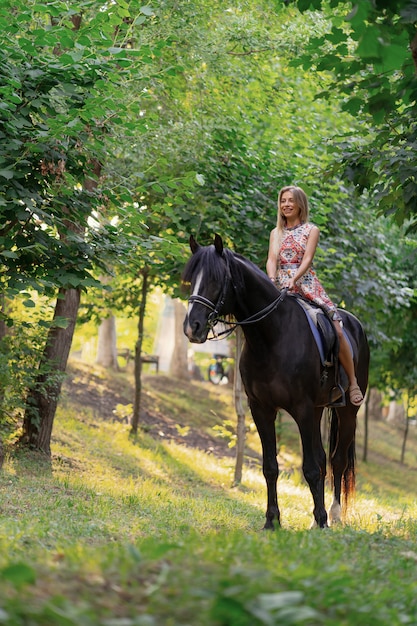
[333, 321, 364, 406]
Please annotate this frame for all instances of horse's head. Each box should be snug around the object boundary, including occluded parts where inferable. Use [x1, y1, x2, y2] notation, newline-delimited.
[182, 234, 231, 343]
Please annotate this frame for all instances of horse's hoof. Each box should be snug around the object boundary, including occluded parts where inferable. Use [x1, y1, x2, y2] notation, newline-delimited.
[310, 518, 329, 529]
[329, 501, 342, 525]
[262, 517, 281, 531]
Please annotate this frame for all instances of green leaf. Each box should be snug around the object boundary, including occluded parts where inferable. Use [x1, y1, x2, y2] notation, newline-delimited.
[375, 44, 410, 73]
[341, 97, 363, 116]
[9, 93, 23, 104]
[41, 603, 80, 626]
[0, 563, 36, 588]
[140, 6, 155, 16]
[327, 28, 348, 45]
[53, 317, 70, 329]
[297, 0, 322, 10]
[39, 320, 52, 328]
[346, 2, 370, 28]
[356, 29, 380, 59]
[0, 169, 14, 179]
[0, 250, 19, 259]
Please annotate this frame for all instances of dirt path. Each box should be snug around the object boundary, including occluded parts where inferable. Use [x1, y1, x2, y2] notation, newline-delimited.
[63, 363, 238, 459]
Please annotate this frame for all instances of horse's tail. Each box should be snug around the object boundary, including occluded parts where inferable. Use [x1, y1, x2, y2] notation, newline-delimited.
[328, 408, 356, 515]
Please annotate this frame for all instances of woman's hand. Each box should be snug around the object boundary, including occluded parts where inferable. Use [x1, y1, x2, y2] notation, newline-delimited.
[288, 277, 296, 291]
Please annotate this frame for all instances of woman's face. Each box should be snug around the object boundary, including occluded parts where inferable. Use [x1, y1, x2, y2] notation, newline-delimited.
[280, 190, 300, 221]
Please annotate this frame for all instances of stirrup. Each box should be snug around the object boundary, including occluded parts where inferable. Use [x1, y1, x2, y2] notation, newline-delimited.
[328, 384, 346, 408]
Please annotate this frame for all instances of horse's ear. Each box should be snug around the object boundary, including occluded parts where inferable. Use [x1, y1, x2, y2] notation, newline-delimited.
[189, 235, 199, 254]
[214, 234, 223, 255]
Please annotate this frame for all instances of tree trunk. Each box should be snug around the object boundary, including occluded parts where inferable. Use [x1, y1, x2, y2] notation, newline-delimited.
[400, 394, 410, 465]
[96, 315, 119, 370]
[0, 295, 7, 456]
[20, 288, 81, 455]
[0, 294, 6, 342]
[386, 399, 405, 425]
[362, 390, 370, 463]
[17, 9, 101, 456]
[170, 299, 189, 380]
[19, 156, 100, 455]
[368, 388, 383, 420]
[233, 327, 246, 485]
[131, 269, 149, 435]
[0, 294, 7, 409]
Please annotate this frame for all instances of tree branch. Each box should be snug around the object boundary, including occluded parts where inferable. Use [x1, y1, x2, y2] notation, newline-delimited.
[226, 47, 272, 56]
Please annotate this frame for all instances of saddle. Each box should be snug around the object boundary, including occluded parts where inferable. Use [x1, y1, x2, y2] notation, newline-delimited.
[290, 294, 349, 407]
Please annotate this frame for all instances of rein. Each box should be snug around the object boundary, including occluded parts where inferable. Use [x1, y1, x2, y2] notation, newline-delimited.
[188, 270, 288, 339]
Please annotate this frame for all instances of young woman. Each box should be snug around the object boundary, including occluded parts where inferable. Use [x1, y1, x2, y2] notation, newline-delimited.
[266, 185, 364, 406]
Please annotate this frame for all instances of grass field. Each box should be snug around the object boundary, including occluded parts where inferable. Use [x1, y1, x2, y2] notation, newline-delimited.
[1, 365, 417, 625]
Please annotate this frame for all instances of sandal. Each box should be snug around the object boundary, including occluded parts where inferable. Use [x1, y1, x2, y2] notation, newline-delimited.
[349, 384, 364, 406]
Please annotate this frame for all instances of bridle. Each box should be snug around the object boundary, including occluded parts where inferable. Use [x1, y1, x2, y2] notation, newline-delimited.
[187, 254, 288, 339]
[188, 260, 233, 337]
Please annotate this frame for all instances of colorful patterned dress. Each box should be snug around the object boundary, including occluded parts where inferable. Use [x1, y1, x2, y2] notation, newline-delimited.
[277, 222, 337, 316]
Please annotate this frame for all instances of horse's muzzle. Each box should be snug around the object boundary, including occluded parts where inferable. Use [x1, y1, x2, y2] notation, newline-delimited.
[183, 315, 208, 343]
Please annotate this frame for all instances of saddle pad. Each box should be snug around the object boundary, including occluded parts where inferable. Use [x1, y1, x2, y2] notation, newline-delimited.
[291, 296, 353, 365]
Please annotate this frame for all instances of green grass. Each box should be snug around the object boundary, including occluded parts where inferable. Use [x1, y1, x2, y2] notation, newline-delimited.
[1, 368, 417, 625]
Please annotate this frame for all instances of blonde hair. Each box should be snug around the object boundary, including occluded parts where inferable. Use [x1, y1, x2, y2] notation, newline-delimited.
[273, 185, 310, 254]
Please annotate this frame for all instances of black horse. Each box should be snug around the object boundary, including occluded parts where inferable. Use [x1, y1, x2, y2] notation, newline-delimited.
[182, 235, 369, 529]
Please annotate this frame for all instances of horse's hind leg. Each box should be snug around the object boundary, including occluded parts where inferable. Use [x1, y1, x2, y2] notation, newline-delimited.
[250, 400, 280, 530]
[297, 407, 328, 528]
[329, 407, 357, 525]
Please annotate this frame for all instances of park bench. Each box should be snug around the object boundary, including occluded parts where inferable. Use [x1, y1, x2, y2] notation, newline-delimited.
[117, 349, 159, 372]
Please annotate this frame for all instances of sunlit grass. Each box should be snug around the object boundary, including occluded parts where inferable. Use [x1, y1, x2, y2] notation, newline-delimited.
[1, 369, 417, 624]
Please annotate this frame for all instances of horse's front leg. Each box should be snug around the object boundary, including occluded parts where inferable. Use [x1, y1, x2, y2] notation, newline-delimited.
[297, 407, 328, 528]
[250, 400, 280, 530]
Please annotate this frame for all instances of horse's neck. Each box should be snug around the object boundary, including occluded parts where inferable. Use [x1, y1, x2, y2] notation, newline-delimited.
[234, 267, 288, 345]
[234, 266, 268, 313]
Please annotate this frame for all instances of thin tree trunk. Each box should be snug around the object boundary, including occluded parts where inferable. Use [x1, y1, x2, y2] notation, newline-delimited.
[400, 394, 410, 465]
[0, 295, 9, 459]
[20, 288, 81, 455]
[362, 389, 370, 462]
[131, 269, 149, 435]
[0, 294, 7, 409]
[0, 294, 6, 342]
[233, 327, 245, 485]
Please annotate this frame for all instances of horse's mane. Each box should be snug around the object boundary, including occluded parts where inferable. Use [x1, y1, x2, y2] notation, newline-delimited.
[182, 244, 267, 295]
[233, 251, 267, 285]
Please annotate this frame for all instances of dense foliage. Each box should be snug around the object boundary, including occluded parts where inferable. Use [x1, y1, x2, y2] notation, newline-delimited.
[0, 0, 416, 449]
[295, 0, 417, 228]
